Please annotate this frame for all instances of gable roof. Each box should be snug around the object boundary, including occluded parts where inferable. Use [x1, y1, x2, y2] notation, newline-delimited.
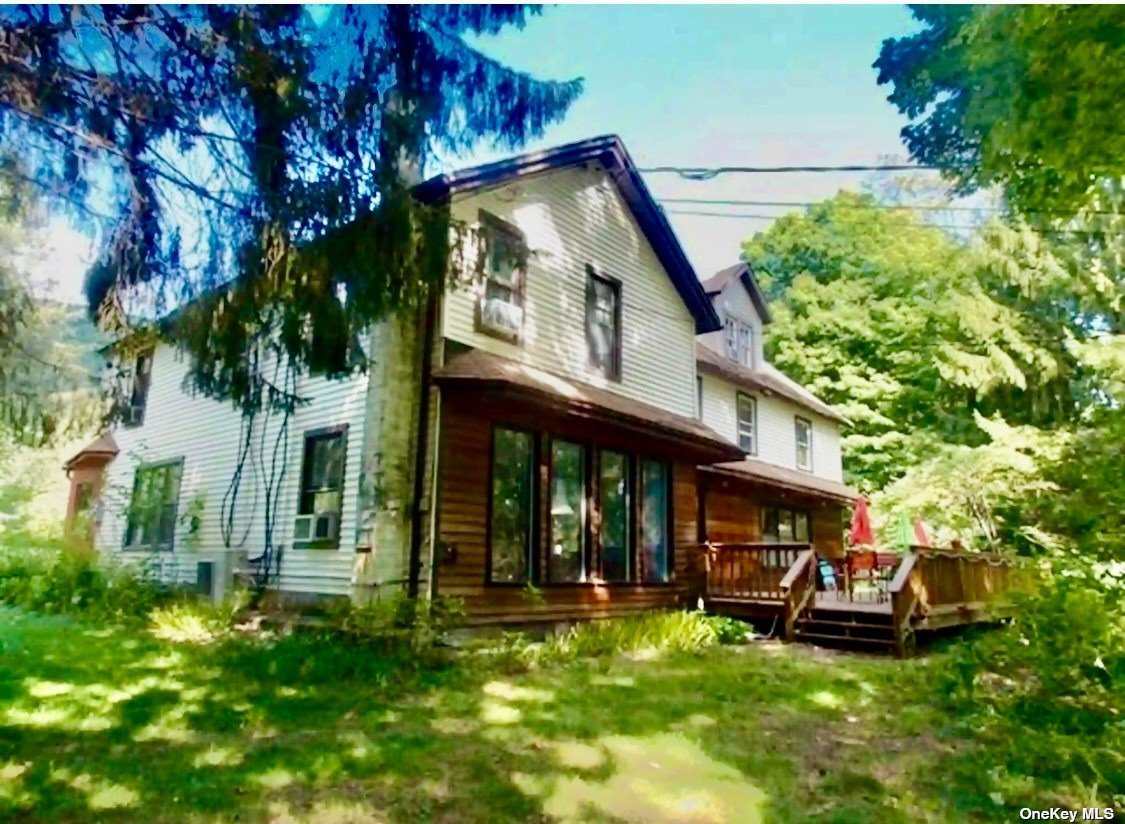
[415, 135, 722, 335]
[701, 262, 772, 325]
[696, 342, 846, 424]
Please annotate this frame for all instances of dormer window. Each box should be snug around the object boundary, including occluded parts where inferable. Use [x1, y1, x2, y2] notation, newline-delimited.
[122, 350, 153, 428]
[723, 315, 754, 367]
[476, 211, 527, 342]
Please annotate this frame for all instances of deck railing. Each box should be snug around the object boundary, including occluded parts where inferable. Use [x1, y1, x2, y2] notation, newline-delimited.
[704, 543, 811, 601]
[889, 547, 1017, 654]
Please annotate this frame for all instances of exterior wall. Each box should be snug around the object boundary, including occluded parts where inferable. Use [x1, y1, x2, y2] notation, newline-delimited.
[443, 163, 699, 419]
[701, 473, 846, 559]
[433, 395, 702, 626]
[96, 344, 369, 596]
[699, 373, 843, 482]
[699, 277, 765, 368]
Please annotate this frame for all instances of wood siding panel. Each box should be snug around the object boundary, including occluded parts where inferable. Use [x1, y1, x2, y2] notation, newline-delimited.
[434, 398, 700, 625]
[701, 475, 846, 560]
[97, 344, 367, 595]
[443, 164, 698, 419]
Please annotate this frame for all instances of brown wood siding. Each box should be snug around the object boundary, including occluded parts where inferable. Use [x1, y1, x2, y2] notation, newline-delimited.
[434, 395, 699, 626]
[701, 474, 845, 559]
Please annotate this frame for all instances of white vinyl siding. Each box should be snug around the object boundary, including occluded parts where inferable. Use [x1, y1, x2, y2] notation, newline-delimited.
[443, 164, 698, 418]
[699, 372, 843, 482]
[95, 344, 367, 596]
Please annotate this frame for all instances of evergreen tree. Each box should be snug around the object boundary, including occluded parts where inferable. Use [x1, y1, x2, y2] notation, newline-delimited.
[0, 5, 581, 413]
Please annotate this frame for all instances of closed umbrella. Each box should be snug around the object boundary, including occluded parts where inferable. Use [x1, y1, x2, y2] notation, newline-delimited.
[913, 516, 932, 548]
[849, 498, 873, 546]
[893, 512, 914, 549]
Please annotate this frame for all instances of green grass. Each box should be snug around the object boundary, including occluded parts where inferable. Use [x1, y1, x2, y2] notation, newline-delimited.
[0, 606, 1046, 823]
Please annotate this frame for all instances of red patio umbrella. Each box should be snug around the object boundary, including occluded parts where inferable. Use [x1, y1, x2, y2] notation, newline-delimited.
[913, 516, 932, 548]
[849, 498, 874, 546]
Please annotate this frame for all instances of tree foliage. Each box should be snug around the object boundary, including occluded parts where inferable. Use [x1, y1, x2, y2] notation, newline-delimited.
[0, 178, 103, 445]
[875, 5, 1125, 215]
[0, 5, 581, 413]
[742, 192, 1096, 490]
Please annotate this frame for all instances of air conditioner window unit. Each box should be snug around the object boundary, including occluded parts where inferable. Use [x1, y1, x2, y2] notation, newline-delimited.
[481, 298, 522, 336]
[293, 514, 314, 541]
[293, 512, 339, 543]
[314, 511, 339, 541]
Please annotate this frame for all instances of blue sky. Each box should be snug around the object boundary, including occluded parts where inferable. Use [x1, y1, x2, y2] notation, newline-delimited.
[450, 4, 931, 276]
[32, 4, 930, 302]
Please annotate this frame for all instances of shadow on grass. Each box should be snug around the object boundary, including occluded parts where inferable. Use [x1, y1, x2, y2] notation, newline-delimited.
[0, 607, 982, 823]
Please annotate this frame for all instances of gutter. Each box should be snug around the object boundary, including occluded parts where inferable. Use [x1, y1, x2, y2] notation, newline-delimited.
[407, 287, 439, 598]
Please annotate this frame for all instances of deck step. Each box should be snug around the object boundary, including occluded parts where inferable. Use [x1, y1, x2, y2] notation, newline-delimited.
[793, 630, 897, 650]
[796, 618, 896, 637]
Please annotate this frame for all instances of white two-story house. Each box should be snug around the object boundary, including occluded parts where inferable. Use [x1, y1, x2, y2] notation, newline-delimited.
[66, 135, 852, 625]
[694, 262, 855, 559]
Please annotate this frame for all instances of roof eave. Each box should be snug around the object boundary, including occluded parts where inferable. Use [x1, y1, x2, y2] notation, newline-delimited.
[415, 136, 722, 335]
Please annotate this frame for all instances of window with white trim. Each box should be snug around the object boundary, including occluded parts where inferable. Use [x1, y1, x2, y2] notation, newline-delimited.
[476, 211, 527, 341]
[723, 315, 754, 366]
[795, 416, 813, 471]
[736, 392, 757, 455]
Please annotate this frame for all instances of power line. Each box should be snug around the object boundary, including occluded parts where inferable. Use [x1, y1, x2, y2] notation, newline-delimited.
[639, 163, 940, 180]
[662, 208, 1119, 237]
[659, 197, 1003, 213]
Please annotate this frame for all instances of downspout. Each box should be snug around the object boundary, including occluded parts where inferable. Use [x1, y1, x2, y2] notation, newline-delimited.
[407, 287, 439, 598]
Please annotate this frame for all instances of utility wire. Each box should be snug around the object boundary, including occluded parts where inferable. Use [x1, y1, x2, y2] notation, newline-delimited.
[639, 163, 940, 180]
[657, 196, 1124, 219]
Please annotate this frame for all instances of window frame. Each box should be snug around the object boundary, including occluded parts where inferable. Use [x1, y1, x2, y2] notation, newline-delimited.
[585, 265, 622, 381]
[762, 504, 812, 548]
[475, 210, 528, 343]
[485, 424, 539, 586]
[723, 313, 753, 367]
[294, 424, 349, 550]
[696, 375, 704, 421]
[123, 458, 184, 552]
[596, 449, 634, 584]
[795, 416, 813, 471]
[545, 436, 591, 584]
[122, 349, 154, 429]
[638, 459, 673, 584]
[736, 392, 758, 455]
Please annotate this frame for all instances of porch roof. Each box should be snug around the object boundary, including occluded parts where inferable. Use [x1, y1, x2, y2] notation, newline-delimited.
[702, 458, 859, 503]
[63, 432, 119, 471]
[433, 348, 743, 462]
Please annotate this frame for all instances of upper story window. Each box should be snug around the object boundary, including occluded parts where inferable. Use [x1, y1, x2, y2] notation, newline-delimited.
[294, 425, 348, 548]
[122, 350, 153, 428]
[723, 315, 754, 367]
[586, 266, 621, 380]
[736, 392, 757, 455]
[476, 211, 527, 342]
[696, 376, 704, 421]
[795, 416, 813, 471]
[124, 459, 183, 550]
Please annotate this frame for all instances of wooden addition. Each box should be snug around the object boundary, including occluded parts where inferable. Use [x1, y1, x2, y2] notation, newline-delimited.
[430, 349, 742, 627]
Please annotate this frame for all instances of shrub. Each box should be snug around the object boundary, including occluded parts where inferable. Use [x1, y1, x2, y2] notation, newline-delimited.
[941, 558, 1124, 810]
[148, 588, 254, 644]
[327, 593, 465, 664]
[0, 541, 168, 622]
[493, 610, 753, 669]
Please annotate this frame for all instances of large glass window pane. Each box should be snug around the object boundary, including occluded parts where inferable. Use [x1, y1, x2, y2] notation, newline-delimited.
[549, 440, 586, 582]
[762, 507, 779, 543]
[795, 510, 810, 543]
[599, 451, 630, 582]
[777, 508, 795, 543]
[489, 428, 534, 583]
[640, 460, 670, 583]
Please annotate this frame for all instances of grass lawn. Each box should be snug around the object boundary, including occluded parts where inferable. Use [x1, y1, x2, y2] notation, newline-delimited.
[0, 606, 1002, 823]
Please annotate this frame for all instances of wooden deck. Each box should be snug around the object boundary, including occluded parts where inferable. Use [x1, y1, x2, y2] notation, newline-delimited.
[703, 543, 1019, 655]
